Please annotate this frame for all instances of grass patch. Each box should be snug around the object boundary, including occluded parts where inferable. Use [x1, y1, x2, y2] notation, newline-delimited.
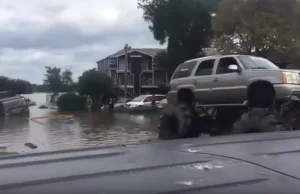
[0, 151, 19, 156]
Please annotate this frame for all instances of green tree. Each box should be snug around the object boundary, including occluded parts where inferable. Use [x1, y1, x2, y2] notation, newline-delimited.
[56, 93, 86, 111]
[61, 69, 76, 92]
[43, 67, 76, 93]
[0, 76, 32, 94]
[77, 69, 114, 111]
[212, 0, 300, 63]
[138, 0, 219, 74]
[43, 66, 63, 93]
[62, 69, 73, 86]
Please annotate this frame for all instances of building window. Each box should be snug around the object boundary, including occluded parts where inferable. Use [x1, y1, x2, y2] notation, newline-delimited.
[141, 74, 153, 85]
[118, 58, 125, 70]
[108, 58, 116, 64]
[141, 59, 148, 70]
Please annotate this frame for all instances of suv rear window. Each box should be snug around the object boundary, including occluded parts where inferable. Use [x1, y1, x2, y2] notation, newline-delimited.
[172, 61, 198, 79]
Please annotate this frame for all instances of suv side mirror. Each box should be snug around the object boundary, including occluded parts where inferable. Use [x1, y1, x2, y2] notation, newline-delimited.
[228, 64, 241, 72]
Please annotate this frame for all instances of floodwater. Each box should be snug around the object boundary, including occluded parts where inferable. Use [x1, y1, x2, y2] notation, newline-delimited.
[0, 93, 160, 153]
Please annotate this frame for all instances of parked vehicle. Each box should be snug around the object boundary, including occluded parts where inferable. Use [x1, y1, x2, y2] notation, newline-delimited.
[125, 94, 165, 108]
[21, 96, 36, 106]
[113, 98, 133, 109]
[159, 54, 300, 139]
[45, 92, 67, 109]
[157, 98, 168, 108]
[0, 95, 29, 117]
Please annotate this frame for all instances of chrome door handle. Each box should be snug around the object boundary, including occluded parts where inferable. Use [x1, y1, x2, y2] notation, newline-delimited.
[213, 78, 218, 82]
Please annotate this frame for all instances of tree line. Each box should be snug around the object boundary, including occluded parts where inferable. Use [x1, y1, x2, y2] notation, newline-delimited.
[138, 0, 300, 75]
[0, 76, 32, 94]
[33, 66, 77, 93]
[38, 66, 116, 111]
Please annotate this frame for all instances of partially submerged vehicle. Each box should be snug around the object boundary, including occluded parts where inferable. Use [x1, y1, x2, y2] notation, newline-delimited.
[114, 98, 132, 108]
[125, 94, 165, 108]
[159, 54, 300, 139]
[108, 94, 165, 113]
[45, 92, 67, 109]
[157, 98, 168, 108]
[104, 98, 132, 109]
[0, 95, 29, 117]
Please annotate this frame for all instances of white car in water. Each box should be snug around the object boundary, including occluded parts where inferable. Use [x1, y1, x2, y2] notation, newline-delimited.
[157, 98, 168, 108]
[113, 98, 132, 109]
[125, 94, 165, 108]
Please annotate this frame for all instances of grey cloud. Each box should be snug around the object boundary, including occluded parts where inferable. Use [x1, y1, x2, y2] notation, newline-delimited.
[0, 0, 164, 84]
[0, 21, 150, 50]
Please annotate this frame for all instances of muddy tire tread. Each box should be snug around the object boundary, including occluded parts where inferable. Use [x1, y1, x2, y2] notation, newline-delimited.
[232, 108, 290, 134]
[158, 104, 201, 140]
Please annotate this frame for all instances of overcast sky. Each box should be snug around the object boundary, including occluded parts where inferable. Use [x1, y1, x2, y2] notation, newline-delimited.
[0, 0, 164, 84]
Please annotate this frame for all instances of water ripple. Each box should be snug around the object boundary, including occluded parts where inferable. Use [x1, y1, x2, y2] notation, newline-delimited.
[0, 93, 160, 153]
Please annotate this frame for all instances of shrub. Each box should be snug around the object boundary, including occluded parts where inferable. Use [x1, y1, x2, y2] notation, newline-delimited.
[77, 69, 114, 111]
[56, 93, 86, 111]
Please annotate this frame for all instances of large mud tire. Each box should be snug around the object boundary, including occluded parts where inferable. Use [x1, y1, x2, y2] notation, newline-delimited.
[232, 108, 290, 134]
[158, 104, 203, 140]
[280, 101, 300, 130]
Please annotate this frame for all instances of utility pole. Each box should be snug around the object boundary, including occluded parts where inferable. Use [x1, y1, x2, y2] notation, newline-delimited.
[124, 44, 131, 98]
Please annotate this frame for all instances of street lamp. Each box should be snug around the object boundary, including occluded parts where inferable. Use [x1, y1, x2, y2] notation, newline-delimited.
[124, 44, 131, 98]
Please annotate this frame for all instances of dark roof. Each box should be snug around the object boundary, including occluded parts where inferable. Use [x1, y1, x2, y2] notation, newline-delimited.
[98, 48, 166, 62]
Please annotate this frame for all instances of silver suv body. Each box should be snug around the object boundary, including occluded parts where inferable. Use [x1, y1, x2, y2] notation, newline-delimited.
[168, 55, 300, 106]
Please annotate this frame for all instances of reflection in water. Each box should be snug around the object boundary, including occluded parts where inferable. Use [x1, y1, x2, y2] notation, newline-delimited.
[0, 117, 30, 153]
[0, 93, 160, 153]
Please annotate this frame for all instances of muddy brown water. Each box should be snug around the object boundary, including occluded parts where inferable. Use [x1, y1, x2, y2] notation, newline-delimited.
[0, 93, 160, 153]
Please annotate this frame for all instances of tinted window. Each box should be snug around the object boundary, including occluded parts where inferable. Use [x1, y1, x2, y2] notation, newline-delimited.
[238, 56, 279, 70]
[172, 61, 198, 79]
[143, 97, 152, 102]
[195, 59, 215, 76]
[132, 95, 147, 102]
[216, 57, 239, 74]
[126, 99, 132, 103]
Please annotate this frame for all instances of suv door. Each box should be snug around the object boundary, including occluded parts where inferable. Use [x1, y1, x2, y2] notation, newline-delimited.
[193, 59, 216, 104]
[212, 56, 247, 104]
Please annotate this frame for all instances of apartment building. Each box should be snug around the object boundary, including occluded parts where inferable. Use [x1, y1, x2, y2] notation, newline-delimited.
[97, 48, 168, 97]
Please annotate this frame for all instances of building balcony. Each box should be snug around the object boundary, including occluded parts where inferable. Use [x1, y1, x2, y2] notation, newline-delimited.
[140, 73, 167, 87]
[117, 73, 134, 87]
[109, 63, 117, 69]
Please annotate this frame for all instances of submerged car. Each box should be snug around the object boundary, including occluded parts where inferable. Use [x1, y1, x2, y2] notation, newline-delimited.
[125, 94, 165, 108]
[157, 98, 168, 108]
[0, 95, 29, 117]
[114, 98, 132, 108]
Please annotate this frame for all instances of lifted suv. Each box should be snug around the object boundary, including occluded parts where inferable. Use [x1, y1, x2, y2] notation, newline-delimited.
[159, 55, 300, 139]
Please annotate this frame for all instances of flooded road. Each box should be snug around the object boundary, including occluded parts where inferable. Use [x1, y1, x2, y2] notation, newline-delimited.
[0, 93, 160, 153]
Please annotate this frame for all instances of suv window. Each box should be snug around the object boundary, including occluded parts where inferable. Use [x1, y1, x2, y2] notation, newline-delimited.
[216, 57, 239, 74]
[172, 61, 198, 79]
[237, 55, 279, 70]
[195, 59, 215, 76]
